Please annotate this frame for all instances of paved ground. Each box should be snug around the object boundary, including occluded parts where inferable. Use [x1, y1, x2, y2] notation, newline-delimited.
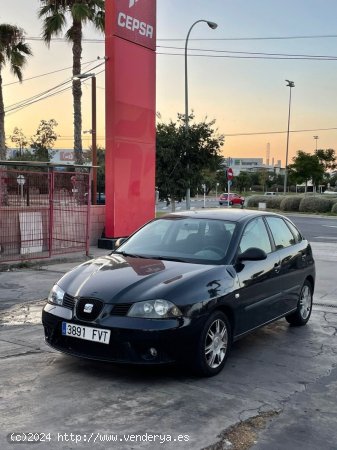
[0, 243, 336, 450]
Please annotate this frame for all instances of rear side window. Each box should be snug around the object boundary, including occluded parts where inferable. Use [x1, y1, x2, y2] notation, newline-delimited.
[266, 217, 296, 249]
[285, 219, 303, 243]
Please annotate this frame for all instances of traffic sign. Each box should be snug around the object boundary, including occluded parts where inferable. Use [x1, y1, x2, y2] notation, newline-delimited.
[227, 168, 234, 180]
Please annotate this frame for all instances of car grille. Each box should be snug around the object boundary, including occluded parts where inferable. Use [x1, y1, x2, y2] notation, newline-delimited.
[63, 293, 75, 310]
[62, 293, 131, 317]
[76, 298, 104, 322]
[110, 303, 131, 316]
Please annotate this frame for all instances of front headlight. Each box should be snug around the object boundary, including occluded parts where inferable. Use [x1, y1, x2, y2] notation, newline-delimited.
[48, 284, 65, 306]
[127, 299, 182, 319]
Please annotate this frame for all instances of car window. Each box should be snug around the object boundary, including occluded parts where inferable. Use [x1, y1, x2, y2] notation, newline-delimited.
[265, 217, 296, 249]
[117, 218, 237, 264]
[285, 219, 303, 243]
[239, 217, 272, 254]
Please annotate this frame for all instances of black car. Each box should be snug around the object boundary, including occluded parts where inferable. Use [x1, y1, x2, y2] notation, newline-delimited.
[42, 209, 315, 376]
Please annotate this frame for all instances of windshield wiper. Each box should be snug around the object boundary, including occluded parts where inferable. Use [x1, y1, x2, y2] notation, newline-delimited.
[147, 255, 187, 263]
[114, 251, 148, 259]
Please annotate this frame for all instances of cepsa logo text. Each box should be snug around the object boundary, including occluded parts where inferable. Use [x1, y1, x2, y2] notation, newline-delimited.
[117, 13, 153, 39]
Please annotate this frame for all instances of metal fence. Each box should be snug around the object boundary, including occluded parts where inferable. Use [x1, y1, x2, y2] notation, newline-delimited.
[0, 165, 91, 262]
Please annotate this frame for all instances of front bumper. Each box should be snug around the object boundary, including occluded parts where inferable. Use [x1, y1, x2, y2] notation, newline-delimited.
[42, 306, 205, 365]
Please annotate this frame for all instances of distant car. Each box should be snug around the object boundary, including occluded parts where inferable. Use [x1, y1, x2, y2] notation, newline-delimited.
[264, 192, 277, 196]
[323, 190, 337, 195]
[219, 193, 245, 206]
[42, 209, 315, 376]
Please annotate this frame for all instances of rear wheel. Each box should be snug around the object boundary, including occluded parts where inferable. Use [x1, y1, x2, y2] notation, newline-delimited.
[193, 311, 231, 376]
[286, 280, 313, 326]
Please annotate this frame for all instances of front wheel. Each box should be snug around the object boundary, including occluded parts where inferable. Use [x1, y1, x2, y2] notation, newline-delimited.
[286, 280, 313, 326]
[193, 311, 231, 376]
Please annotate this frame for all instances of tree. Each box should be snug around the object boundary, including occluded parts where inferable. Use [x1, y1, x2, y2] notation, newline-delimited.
[258, 168, 269, 192]
[10, 127, 28, 157]
[233, 171, 251, 193]
[38, 0, 105, 164]
[156, 114, 224, 209]
[0, 24, 32, 159]
[315, 148, 336, 171]
[30, 119, 58, 161]
[289, 150, 324, 192]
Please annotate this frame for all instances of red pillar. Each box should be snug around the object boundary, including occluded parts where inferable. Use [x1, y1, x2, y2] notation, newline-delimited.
[105, 0, 156, 238]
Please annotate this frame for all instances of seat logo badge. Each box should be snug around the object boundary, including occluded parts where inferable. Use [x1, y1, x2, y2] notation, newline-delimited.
[84, 303, 94, 314]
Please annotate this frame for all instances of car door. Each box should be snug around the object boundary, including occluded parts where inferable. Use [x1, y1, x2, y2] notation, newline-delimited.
[234, 217, 282, 335]
[264, 216, 307, 315]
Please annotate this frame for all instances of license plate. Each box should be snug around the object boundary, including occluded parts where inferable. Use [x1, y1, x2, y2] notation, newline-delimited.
[62, 322, 111, 344]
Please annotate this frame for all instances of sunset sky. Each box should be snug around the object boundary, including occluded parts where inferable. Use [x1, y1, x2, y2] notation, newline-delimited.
[2, 0, 337, 165]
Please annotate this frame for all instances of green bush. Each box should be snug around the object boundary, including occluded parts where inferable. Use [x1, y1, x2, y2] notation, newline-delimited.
[280, 195, 302, 212]
[299, 196, 334, 213]
[245, 195, 283, 209]
[265, 196, 283, 209]
[331, 201, 337, 214]
[245, 195, 266, 207]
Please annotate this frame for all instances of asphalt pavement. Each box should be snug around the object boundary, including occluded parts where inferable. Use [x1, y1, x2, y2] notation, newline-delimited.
[0, 241, 337, 450]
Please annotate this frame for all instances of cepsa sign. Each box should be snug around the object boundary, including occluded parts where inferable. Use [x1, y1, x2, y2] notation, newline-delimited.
[114, 0, 156, 51]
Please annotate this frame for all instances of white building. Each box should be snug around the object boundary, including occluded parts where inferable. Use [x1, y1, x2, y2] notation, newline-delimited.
[223, 157, 283, 176]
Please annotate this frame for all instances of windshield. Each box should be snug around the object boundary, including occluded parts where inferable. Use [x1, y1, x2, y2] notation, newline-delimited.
[115, 217, 236, 264]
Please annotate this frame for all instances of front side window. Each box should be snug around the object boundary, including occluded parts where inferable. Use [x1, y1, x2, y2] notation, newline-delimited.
[266, 217, 296, 249]
[239, 217, 272, 254]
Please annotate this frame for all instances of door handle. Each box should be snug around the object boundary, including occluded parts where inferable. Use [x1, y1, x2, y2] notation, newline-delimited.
[274, 262, 281, 273]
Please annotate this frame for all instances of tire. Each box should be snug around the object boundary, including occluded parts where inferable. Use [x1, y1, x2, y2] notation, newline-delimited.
[193, 311, 231, 376]
[219, 202, 223, 206]
[286, 280, 313, 326]
[229, 201, 233, 206]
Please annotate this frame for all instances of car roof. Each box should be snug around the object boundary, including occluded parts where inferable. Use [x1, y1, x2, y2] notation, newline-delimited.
[161, 208, 282, 224]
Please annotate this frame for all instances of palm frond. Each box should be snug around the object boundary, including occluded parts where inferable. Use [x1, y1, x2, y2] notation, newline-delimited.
[15, 42, 33, 56]
[10, 64, 23, 82]
[41, 14, 67, 44]
[71, 3, 92, 23]
[93, 10, 105, 32]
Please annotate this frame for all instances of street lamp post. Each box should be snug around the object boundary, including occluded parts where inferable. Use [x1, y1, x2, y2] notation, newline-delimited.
[74, 73, 97, 204]
[314, 135, 319, 151]
[185, 20, 218, 210]
[283, 79, 295, 195]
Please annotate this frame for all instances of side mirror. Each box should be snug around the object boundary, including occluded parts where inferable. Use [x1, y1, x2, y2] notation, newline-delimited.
[115, 237, 127, 249]
[237, 247, 267, 262]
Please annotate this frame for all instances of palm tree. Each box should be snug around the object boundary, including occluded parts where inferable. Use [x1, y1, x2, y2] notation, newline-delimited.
[0, 24, 32, 160]
[38, 0, 105, 164]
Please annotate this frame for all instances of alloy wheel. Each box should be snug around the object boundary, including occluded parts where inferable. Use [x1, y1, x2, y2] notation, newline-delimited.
[299, 284, 312, 320]
[204, 318, 228, 369]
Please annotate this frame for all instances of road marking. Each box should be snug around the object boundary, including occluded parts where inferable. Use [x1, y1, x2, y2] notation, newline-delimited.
[314, 236, 337, 240]
[322, 225, 337, 228]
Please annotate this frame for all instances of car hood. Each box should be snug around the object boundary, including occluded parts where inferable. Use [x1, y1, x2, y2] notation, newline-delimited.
[56, 254, 232, 304]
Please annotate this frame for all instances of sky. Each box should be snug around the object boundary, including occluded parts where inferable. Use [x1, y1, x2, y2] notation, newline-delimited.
[2, 0, 337, 165]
